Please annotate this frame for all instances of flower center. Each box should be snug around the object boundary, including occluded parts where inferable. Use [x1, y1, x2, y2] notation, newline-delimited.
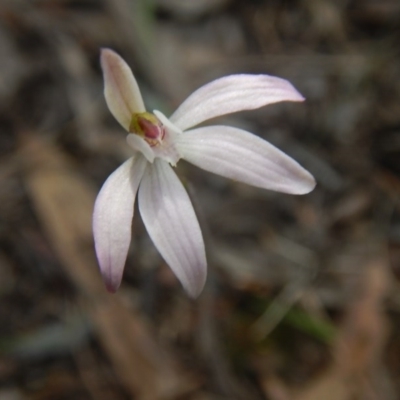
[129, 112, 165, 147]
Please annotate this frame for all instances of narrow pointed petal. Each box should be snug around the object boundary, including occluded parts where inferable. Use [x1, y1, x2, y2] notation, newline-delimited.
[101, 48, 146, 130]
[138, 160, 206, 297]
[93, 156, 147, 292]
[126, 134, 155, 163]
[169, 74, 305, 131]
[177, 126, 316, 194]
[153, 110, 183, 134]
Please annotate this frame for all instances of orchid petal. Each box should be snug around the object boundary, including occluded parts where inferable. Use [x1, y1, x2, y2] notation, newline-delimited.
[169, 74, 305, 131]
[177, 126, 316, 194]
[153, 110, 183, 134]
[93, 155, 147, 292]
[101, 48, 146, 130]
[150, 110, 182, 166]
[138, 159, 206, 297]
[126, 134, 155, 163]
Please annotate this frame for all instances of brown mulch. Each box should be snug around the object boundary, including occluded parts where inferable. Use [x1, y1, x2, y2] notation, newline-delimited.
[0, 0, 400, 399]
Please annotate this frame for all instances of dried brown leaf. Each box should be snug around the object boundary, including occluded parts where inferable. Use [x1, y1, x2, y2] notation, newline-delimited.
[293, 255, 394, 400]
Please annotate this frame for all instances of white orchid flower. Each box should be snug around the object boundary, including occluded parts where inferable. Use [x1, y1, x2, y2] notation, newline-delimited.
[93, 48, 316, 298]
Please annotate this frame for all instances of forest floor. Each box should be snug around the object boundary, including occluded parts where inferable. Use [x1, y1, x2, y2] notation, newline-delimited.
[0, 0, 400, 399]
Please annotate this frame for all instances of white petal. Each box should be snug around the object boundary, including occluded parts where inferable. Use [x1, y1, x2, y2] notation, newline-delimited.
[169, 74, 305, 131]
[93, 156, 147, 292]
[101, 48, 146, 130]
[126, 134, 155, 163]
[176, 126, 316, 194]
[153, 110, 183, 134]
[150, 110, 182, 166]
[138, 160, 206, 297]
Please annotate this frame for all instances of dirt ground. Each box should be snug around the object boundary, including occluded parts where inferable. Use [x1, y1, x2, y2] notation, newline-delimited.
[0, 0, 400, 399]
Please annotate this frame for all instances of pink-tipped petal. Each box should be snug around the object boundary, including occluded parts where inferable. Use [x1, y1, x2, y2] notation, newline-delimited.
[101, 48, 146, 130]
[177, 126, 316, 194]
[93, 156, 147, 292]
[169, 74, 305, 131]
[138, 159, 207, 297]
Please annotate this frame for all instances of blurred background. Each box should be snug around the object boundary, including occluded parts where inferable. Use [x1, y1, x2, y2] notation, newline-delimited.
[0, 0, 400, 399]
